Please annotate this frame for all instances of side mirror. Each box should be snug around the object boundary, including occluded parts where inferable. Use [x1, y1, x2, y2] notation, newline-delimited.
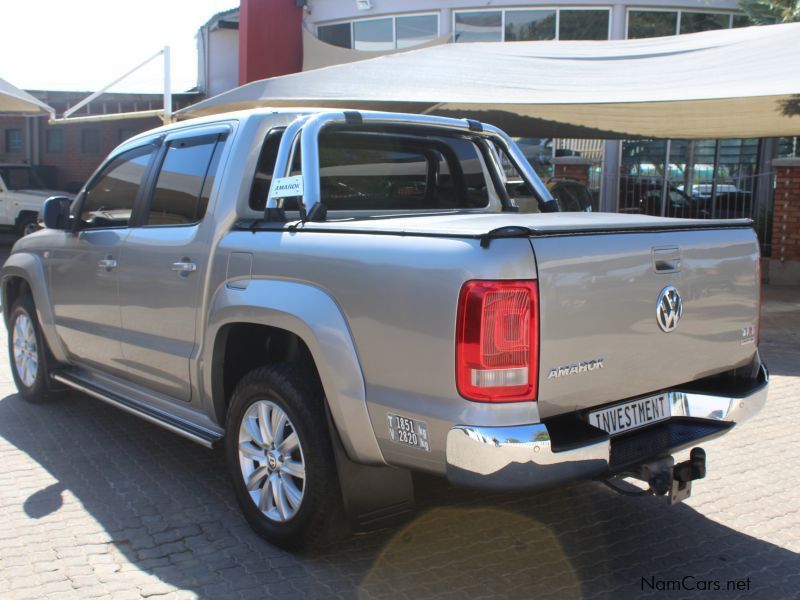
[42, 196, 72, 230]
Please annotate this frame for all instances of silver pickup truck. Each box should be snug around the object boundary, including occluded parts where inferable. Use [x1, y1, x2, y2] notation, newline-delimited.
[2, 109, 767, 550]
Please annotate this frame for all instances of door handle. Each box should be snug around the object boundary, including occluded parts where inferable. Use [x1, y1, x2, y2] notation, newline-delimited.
[97, 257, 117, 271]
[171, 260, 197, 273]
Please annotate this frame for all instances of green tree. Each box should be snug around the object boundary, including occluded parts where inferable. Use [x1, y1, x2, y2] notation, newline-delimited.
[738, 0, 800, 24]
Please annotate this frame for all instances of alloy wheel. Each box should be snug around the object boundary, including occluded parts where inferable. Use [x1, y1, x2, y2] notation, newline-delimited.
[12, 312, 38, 387]
[238, 400, 306, 522]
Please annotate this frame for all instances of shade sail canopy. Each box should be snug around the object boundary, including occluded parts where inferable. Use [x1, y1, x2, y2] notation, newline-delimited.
[180, 23, 800, 139]
[0, 77, 53, 115]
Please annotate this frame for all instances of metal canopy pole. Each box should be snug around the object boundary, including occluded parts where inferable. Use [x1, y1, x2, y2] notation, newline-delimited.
[710, 139, 721, 218]
[49, 47, 172, 124]
[660, 139, 672, 217]
[163, 46, 172, 124]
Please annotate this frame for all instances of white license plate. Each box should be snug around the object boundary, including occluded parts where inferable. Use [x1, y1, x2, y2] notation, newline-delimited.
[588, 394, 671, 436]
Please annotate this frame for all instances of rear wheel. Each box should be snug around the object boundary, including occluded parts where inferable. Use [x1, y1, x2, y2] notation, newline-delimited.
[8, 295, 59, 402]
[225, 365, 344, 550]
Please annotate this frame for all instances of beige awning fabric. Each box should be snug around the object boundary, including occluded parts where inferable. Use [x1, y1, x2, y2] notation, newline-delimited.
[0, 77, 53, 115]
[179, 23, 800, 139]
[303, 28, 451, 71]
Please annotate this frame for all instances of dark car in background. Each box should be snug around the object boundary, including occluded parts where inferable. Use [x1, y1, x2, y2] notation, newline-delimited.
[687, 184, 753, 219]
[619, 176, 702, 218]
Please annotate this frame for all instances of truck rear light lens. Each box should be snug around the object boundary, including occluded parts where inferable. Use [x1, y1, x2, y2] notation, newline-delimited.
[456, 280, 539, 402]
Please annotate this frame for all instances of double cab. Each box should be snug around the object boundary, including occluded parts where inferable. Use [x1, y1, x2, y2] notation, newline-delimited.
[2, 109, 767, 549]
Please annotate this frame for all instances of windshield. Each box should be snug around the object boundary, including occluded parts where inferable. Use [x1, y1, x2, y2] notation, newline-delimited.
[0, 166, 47, 190]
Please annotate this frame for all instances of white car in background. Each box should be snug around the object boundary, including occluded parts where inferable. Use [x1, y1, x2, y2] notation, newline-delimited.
[0, 165, 73, 236]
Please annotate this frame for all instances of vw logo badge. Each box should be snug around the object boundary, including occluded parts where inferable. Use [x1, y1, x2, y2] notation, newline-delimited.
[657, 286, 683, 332]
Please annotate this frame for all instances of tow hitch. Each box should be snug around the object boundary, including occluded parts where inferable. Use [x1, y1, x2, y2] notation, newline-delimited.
[606, 447, 707, 504]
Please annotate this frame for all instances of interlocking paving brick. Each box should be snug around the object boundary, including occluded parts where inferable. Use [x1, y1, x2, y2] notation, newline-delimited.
[0, 229, 797, 600]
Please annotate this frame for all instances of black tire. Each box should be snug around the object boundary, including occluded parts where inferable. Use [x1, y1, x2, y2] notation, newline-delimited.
[15, 213, 39, 237]
[7, 295, 59, 402]
[225, 364, 345, 550]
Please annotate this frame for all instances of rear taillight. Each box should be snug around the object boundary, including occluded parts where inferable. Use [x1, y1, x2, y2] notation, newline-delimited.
[456, 280, 539, 402]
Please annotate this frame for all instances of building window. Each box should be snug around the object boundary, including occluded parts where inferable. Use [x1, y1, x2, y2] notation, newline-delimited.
[732, 15, 751, 28]
[627, 9, 745, 39]
[319, 13, 439, 50]
[559, 9, 610, 40]
[679, 12, 731, 34]
[81, 128, 100, 154]
[455, 8, 610, 43]
[5, 129, 23, 153]
[46, 129, 64, 153]
[628, 11, 678, 38]
[318, 22, 352, 48]
[396, 14, 439, 48]
[454, 11, 502, 43]
[505, 10, 556, 41]
[354, 17, 394, 51]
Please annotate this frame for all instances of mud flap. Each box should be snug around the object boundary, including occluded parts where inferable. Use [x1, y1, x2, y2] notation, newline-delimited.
[325, 408, 415, 531]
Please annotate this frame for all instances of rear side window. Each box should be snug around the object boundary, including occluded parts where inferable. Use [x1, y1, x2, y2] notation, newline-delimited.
[248, 129, 491, 212]
[145, 135, 226, 226]
[80, 145, 156, 228]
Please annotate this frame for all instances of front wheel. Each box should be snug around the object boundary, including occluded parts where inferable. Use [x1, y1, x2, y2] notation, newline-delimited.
[225, 365, 344, 550]
[7, 295, 58, 402]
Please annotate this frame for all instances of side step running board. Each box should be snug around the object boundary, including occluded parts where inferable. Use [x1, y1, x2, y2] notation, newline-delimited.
[52, 371, 223, 448]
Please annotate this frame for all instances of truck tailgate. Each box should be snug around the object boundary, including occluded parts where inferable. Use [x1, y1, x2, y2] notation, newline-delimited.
[531, 226, 760, 419]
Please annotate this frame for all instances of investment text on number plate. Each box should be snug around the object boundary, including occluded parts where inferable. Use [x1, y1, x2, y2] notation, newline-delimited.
[589, 394, 670, 436]
[387, 414, 430, 452]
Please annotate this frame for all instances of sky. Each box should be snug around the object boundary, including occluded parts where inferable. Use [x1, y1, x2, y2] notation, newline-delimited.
[0, 0, 238, 94]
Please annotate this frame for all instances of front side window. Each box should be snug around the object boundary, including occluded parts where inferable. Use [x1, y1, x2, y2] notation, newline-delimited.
[145, 135, 226, 226]
[80, 145, 155, 228]
[559, 10, 610, 40]
[505, 10, 556, 41]
[454, 11, 502, 43]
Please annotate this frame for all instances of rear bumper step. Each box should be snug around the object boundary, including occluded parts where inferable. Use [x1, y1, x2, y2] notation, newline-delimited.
[445, 362, 768, 491]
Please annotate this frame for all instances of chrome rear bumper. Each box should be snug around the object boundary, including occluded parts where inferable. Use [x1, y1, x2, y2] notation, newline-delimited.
[445, 363, 768, 491]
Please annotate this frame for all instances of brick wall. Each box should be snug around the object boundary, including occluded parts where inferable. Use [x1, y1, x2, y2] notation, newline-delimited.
[769, 158, 800, 285]
[0, 115, 161, 191]
[38, 116, 161, 191]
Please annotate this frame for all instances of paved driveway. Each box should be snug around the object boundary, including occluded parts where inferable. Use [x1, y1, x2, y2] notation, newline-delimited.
[0, 235, 797, 599]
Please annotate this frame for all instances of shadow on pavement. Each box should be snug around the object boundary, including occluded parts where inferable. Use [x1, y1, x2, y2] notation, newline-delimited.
[0, 388, 797, 599]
